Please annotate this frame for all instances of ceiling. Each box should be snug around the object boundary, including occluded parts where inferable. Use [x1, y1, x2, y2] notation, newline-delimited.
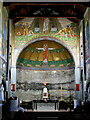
[3, 2, 90, 24]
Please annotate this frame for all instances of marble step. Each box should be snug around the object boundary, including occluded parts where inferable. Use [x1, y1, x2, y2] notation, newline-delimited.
[36, 117, 58, 120]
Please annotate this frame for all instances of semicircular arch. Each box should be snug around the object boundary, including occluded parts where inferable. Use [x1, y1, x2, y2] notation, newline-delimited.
[15, 36, 75, 67]
[15, 36, 76, 71]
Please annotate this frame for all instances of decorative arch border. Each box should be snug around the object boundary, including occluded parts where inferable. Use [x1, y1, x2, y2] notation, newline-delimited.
[15, 36, 75, 70]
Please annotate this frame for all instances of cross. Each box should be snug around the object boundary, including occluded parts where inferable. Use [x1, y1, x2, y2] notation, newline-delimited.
[37, 44, 54, 64]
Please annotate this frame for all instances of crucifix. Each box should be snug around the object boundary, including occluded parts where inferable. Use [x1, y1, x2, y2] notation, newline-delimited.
[37, 44, 54, 64]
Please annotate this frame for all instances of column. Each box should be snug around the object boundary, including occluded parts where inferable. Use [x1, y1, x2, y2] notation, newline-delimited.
[11, 66, 16, 97]
[0, 1, 3, 120]
[9, 20, 16, 97]
[74, 25, 81, 101]
[75, 66, 81, 100]
[0, 1, 2, 56]
[82, 19, 86, 101]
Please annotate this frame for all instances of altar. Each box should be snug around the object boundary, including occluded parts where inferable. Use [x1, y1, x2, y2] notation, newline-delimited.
[33, 100, 59, 111]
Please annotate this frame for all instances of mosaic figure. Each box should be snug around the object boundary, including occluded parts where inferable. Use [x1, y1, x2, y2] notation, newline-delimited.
[37, 44, 54, 64]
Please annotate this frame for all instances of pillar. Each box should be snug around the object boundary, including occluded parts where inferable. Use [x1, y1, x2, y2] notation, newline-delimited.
[0, 2, 2, 56]
[75, 66, 81, 100]
[82, 19, 86, 102]
[9, 19, 17, 97]
[74, 25, 81, 101]
[11, 66, 16, 96]
[0, 0, 3, 119]
[84, 8, 90, 101]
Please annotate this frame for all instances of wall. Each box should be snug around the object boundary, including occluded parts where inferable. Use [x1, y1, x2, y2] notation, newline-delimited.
[16, 69, 75, 101]
[14, 17, 80, 100]
[0, 6, 8, 99]
[84, 8, 90, 87]
[0, 5, 8, 120]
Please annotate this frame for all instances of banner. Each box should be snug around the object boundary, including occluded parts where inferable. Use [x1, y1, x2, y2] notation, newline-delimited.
[76, 84, 80, 91]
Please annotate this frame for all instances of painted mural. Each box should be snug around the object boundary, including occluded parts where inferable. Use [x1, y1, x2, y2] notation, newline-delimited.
[1, 7, 8, 60]
[15, 18, 77, 48]
[2, 20, 7, 58]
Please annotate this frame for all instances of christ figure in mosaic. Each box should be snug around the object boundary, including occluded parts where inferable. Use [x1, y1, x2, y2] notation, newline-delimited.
[37, 44, 54, 64]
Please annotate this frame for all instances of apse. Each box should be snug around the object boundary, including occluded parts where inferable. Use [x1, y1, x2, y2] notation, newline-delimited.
[16, 40, 75, 101]
[17, 40, 74, 70]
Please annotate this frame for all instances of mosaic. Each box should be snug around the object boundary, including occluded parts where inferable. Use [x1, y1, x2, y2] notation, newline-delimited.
[15, 18, 77, 48]
[15, 18, 76, 70]
[16, 40, 74, 70]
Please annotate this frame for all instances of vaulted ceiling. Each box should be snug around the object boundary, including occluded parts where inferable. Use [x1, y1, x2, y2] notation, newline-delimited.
[3, 2, 90, 24]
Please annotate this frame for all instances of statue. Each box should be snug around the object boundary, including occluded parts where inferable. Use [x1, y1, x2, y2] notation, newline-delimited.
[42, 82, 49, 101]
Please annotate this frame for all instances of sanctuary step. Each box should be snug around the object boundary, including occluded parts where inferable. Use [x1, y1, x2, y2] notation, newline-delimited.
[36, 116, 58, 120]
[34, 112, 58, 120]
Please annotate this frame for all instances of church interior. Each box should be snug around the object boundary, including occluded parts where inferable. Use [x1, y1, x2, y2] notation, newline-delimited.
[0, 1, 90, 120]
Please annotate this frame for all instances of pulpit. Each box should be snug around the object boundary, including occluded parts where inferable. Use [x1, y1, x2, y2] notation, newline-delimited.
[33, 100, 59, 111]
